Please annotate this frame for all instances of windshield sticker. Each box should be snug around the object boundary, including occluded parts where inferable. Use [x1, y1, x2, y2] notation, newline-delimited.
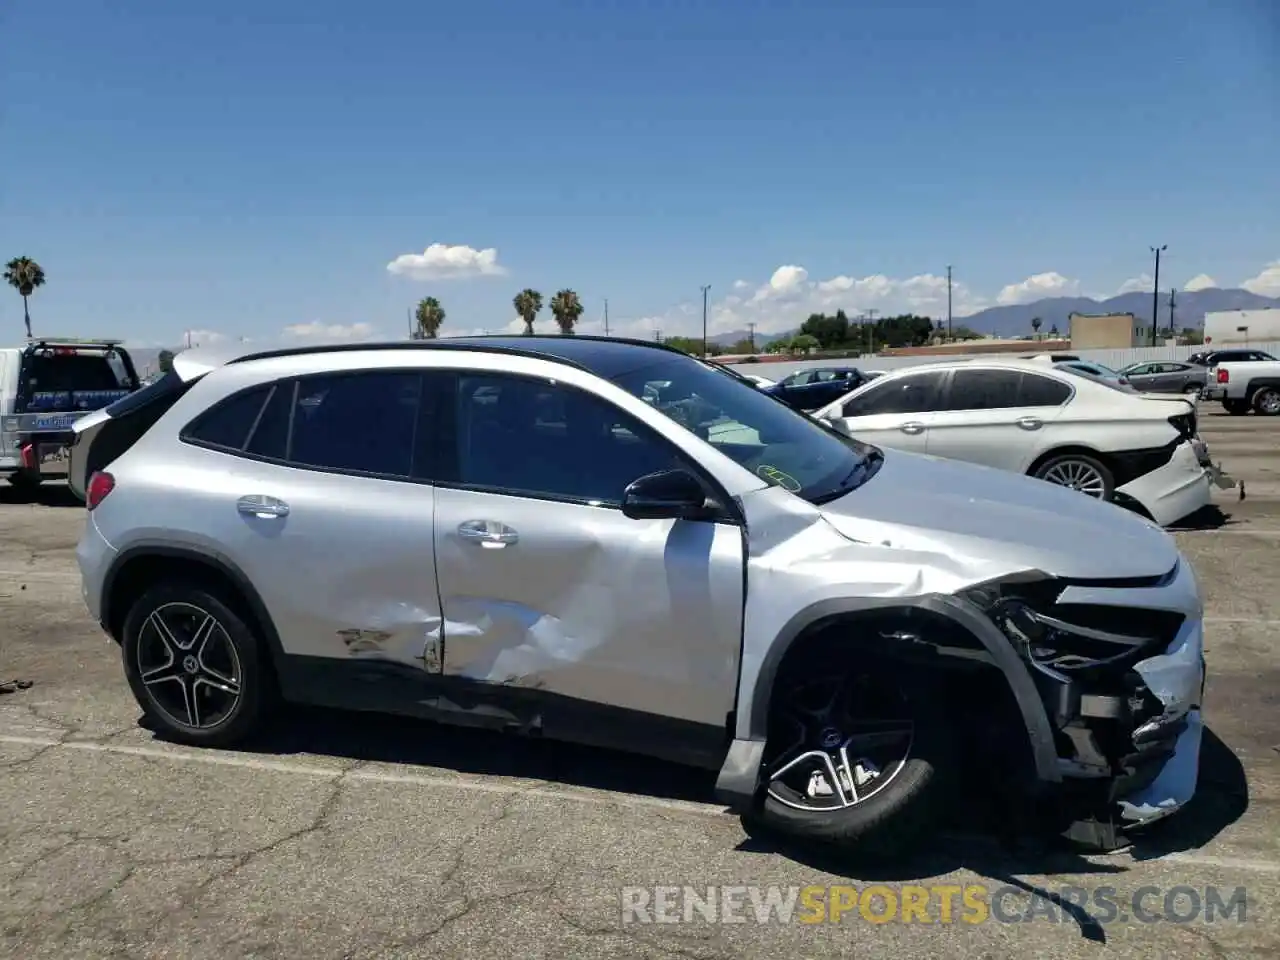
[756, 464, 801, 492]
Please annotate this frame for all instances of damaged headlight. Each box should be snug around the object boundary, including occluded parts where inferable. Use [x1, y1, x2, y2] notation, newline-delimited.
[960, 578, 1155, 675]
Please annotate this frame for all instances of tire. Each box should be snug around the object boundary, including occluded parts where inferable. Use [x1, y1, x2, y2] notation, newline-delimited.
[744, 666, 952, 861]
[6, 471, 42, 491]
[1252, 387, 1280, 416]
[1223, 399, 1249, 416]
[1030, 452, 1115, 501]
[120, 581, 276, 747]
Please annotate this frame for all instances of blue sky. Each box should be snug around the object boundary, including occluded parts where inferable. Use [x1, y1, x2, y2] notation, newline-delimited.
[3, 0, 1277, 348]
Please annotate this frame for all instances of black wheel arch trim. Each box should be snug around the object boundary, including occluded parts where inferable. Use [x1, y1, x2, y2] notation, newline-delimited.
[102, 542, 285, 663]
[714, 593, 1061, 810]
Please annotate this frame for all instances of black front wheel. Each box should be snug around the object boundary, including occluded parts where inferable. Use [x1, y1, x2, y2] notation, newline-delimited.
[746, 666, 951, 860]
[121, 582, 276, 747]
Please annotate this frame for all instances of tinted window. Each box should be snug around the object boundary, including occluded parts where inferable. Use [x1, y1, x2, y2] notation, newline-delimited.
[184, 386, 273, 450]
[945, 369, 1023, 410]
[1018, 373, 1071, 406]
[453, 374, 682, 505]
[244, 383, 293, 459]
[842, 371, 945, 417]
[287, 372, 422, 477]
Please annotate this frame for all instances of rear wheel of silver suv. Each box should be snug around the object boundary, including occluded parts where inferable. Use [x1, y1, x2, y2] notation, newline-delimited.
[120, 583, 274, 747]
[748, 667, 950, 859]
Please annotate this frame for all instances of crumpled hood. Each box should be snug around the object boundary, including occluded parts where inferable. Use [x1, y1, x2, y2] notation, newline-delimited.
[818, 448, 1180, 581]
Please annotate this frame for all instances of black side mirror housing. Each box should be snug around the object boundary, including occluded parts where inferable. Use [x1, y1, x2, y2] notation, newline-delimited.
[621, 469, 711, 521]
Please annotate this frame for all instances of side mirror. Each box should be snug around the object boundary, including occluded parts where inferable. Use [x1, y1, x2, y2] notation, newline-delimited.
[621, 469, 710, 521]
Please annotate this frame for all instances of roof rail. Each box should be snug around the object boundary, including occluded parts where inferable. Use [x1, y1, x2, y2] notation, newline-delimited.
[225, 339, 595, 371]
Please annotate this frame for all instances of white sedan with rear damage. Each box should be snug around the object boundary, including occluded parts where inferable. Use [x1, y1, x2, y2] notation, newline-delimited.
[812, 358, 1235, 526]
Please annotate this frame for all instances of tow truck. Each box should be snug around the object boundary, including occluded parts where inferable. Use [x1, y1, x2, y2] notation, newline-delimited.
[0, 338, 140, 491]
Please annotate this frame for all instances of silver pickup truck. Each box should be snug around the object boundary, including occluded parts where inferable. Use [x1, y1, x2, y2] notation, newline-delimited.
[0, 338, 141, 491]
[1202, 359, 1280, 416]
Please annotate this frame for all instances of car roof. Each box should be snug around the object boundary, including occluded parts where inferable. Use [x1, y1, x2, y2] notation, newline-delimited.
[175, 334, 701, 383]
[881, 358, 1072, 376]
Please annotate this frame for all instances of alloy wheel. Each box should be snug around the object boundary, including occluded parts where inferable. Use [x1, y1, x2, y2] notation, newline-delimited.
[1041, 459, 1107, 497]
[1257, 390, 1280, 415]
[765, 671, 913, 812]
[135, 602, 243, 729]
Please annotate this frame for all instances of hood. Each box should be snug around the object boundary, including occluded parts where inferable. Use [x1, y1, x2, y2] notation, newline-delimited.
[818, 448, 1179, 582]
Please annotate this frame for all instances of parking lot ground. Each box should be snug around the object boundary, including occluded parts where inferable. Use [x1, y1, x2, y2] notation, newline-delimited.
[1, 409, 1278, 958]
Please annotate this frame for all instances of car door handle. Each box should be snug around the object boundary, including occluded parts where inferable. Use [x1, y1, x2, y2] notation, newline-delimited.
[236, 495, 290, 518]
[1016, 417, 1043, 430]
[458, 519, 519, 547]
[899, 422, 925, 435]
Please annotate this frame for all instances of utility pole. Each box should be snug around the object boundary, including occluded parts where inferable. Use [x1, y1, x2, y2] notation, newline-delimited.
[946, 265, 953, 340]
[700, 285, 711, 357]
[1150, 245, 1166, 346]
[1168, 288, 1176, 337]
[865, 309, 879, 354]
[746, 322, 756, 352]
[603, 299, 610, 336]
[407, 306, 414, 339]
[654, 328, 662, 343]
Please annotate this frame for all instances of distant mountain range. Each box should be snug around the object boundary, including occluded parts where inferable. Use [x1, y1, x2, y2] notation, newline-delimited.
[712, 287, 1280, 347]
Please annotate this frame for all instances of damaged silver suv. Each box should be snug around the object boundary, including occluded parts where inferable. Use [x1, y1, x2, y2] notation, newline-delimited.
[70, 337, 1205, 858]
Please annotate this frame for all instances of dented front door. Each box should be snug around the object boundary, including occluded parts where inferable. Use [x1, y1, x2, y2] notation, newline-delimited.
[433, 487, 745, 728]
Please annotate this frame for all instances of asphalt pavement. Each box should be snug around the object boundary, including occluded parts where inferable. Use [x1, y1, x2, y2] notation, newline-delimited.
[1, 407, 1277, 959]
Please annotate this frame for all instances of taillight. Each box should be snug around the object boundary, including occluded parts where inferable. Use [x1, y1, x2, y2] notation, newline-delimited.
[1216, 369, 1229, 383]
[86, 471, 115, 510]
[1168, 413, 1196, 441]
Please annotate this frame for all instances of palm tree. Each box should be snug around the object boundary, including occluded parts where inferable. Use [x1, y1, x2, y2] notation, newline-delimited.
[414, 297, 445, 339]
[513, 289, 543, 336]
[1030, 316, 1042, 339]
[549, 289, 584, 336]
[4, 256, 46, 339]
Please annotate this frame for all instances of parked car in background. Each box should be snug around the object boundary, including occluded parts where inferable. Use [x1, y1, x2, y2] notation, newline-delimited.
[70, 335, 1208, 860]
[812, 359, 1233, 526]
[1202, 358, 1280, 415]
[1116, 361, 1207, 397]
[741, 373, 775, 388]
[1028, 356, 1136, 392]
[0, 337, 140, 491]
[761, 366, 872, 411]
[1186, 348, 1276, 367]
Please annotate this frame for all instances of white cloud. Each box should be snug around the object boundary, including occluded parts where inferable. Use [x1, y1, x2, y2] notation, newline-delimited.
[1116, 274, 1153, 295]
[997, 271, 1079, 305]
[282, 321, 379, 340]
[1183, 273, 1217, 292]
[732, 279, 750, 290]
[386, 243, 506, 280]
[1242, 260, 1280, 297]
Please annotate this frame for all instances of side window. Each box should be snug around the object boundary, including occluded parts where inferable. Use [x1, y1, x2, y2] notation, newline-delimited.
[453, 374, 684, 505]
[945, 369, 1024, 410]
[842, 371, 945, 417]
[1128, 363, 1153, 376]
[183, 385, 273, 450]
[1017, 373, 1071, 406]
[286, 372, 422, 477]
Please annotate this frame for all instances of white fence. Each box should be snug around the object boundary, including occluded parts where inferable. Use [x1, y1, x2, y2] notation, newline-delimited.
[725, 340, 1280, 380]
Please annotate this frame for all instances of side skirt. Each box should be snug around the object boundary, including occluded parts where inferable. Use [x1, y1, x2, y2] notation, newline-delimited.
[276, 654, 730, 772]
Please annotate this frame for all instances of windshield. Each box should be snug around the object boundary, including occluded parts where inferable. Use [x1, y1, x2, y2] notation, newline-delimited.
[608, 356, 882, 503]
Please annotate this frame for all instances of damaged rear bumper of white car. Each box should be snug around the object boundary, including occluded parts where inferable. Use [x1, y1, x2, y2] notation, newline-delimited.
[1117, 439, 1237, 526]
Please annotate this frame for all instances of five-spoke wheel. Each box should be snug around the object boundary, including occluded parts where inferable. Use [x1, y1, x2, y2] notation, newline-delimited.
[121, 583, 273, 746]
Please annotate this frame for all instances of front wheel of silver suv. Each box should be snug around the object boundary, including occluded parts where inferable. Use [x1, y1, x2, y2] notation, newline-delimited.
[746, 666, 951, 860]
[121, 582, 275, 747]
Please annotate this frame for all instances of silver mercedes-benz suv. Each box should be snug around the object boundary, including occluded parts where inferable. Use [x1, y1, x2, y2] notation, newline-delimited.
[70, 336, 1206, 858]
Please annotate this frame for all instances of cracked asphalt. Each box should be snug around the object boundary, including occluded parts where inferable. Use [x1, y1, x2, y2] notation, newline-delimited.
[1, 407, 1279, 958]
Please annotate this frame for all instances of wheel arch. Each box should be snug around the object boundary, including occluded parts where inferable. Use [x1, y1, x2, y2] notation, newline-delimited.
[1026, 444, 1109, 476]
[715, 594, 1061, 810]
[102, 543, 284, 664]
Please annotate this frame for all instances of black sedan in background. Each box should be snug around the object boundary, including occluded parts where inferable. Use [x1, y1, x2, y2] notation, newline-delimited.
[760, 366, 872, 411]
